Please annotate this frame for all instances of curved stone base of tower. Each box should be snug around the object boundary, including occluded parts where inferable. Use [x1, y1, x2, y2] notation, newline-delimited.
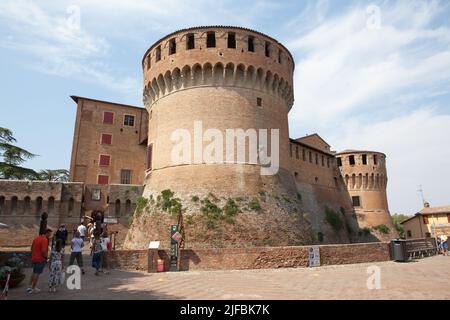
[123, 195, 316, 250]
[124, 165, 319, 249]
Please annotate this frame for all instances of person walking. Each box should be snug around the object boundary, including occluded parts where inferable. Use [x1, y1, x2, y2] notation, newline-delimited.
[100, 231, 111, 274]
[27, 228, 52, 294]
[55, 224, 68, 266]
[77, 222, 87, 242]
[441, 234, 449, 256]
[48, 239, 64, 293]
[69, 231, 85, 274]
[91, 233, 103, 276]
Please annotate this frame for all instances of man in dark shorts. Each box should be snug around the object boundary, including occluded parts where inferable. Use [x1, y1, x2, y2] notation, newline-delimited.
[27, 228, 52, 294]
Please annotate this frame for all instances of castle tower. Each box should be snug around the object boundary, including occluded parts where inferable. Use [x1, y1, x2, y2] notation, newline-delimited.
[335, 150, 396, 239]
[141, 26, 295, 199]
[125, 26, 314, 249]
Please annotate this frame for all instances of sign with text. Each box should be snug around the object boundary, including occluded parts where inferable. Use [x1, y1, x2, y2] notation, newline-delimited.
[170, 225, 179, 270]
[308, 246, 320, 267]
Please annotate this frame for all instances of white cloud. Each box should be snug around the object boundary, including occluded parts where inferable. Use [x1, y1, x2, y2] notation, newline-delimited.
[330, 108, 450, 214]
[0, 0, 138, 94]
[286, 1, 450, 213]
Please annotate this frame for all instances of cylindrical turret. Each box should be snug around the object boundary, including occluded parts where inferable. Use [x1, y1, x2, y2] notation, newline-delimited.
[142, 26, 296, 199]
[336, 150, 396, 237]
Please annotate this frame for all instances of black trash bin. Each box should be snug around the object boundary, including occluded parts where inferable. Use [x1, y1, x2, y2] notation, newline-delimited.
[390, 239, 407, 262]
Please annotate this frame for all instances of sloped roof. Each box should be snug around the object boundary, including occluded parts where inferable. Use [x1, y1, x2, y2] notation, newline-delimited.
[296, 133, 330, 147]
[419, 205, 450, 215]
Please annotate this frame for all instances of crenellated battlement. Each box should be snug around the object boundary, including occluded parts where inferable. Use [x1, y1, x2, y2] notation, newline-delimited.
[142, 26, 295, 109]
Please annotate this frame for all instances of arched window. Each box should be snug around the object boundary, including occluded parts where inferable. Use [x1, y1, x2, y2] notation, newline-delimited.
[0, 196, 5, 215]
[24, 196, 31, 214]
[125, 199, 132, 215]
[35, 197, 43, 215]
[115, 199, 121, 216]
[48, 196, 55, 213]
[68, 198, 74, 216]
[11, 196, 18, 215]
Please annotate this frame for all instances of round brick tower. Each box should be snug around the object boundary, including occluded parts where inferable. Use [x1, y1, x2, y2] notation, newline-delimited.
[336, 150, 396, 239]
[125, 26, 314, 249]
[142, 26, 295, 199]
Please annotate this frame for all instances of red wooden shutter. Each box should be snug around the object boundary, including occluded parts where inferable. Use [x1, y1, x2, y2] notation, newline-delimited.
[99, 155, 110, 166]
[103, 112, 114, 124]
[146, 144, 153, 170]
[101, 134, 112, 145]
[423, 215, 429, 224]
[97, 175, 109, 185]
[447, 214, 450, 223]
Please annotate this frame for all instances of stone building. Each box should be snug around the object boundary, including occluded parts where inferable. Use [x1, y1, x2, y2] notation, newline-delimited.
[401, 203, 450, 239]
[0, 26, 396, 248]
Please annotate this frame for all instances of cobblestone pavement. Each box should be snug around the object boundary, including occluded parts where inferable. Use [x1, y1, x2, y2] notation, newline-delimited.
[8, 254, 450, 300]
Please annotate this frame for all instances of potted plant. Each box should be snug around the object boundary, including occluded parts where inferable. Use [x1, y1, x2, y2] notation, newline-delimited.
[0, 255, 26, 288]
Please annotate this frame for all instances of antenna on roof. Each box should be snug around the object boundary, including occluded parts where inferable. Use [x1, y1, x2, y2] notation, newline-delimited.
[417, 185, 427, 207]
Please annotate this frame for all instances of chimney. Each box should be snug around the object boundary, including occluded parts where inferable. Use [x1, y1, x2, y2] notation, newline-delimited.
[424, 202, 430, 208]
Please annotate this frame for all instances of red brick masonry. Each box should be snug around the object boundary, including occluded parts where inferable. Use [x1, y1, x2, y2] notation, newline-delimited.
[107, 242, 391, 272]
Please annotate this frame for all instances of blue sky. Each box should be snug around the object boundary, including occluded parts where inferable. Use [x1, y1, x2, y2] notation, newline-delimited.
[1, 0, 449, 214]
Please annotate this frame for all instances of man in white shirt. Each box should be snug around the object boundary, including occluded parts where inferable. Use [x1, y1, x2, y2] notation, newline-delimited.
[69, 232, 85, 274]
[77, 223, 87, 241]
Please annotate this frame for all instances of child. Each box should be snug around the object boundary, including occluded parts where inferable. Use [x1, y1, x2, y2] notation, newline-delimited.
[91, 233, 103, 276]
[48, 239, 64, 293]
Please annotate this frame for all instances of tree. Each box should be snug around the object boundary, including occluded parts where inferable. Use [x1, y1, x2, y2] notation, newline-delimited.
[391, 213, 411, 239]
[0, 127, 38, 179]
[37, 169, 69, 182]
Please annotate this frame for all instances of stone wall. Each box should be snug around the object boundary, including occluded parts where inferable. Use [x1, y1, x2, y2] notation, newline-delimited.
[107, 242, 391, 272]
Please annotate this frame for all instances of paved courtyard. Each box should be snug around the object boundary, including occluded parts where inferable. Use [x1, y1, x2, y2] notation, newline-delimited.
[7, 254, 450, 300]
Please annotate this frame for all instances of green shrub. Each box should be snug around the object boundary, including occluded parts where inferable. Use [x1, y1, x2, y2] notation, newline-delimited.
[191, 195, 199, 202]
[248, 198, 262, 211]
[324, 206, 343, 231]
[223, 198, 239, 217]
[373, 224, 390, 234]
[362, 227, 372, 236]
[282, 195, 291, 203]
[135, 196, 149, 217]
[201, 198, 222, 218]
[158, 189, 183, 218]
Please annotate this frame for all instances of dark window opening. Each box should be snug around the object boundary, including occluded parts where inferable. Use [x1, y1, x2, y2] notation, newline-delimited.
[309, 151, 312, 163]
[352, 196, 361, 207]
[169, 38, 176, 55]
[315, 153, 318, 165]
[124, 115, 135, 126]
[186, 33, 195, 50]
[337, 157, 342, 167]
[295, 146, 299, 159]
[327, 158, 330, 168]
[407, 230, 412, 238]
[248, 36, 255, 52]
[290, 144, 293, 158]
[121, 169, 132, 184]
[423, 215, 429, 224]
[302, 149, 306, 161]
[115, 199, 121, 216]
[349, 155, 355, 165]
[257, 97, 262, 107]
[146, 55, 151, 70]
[321, 155, 325, 166]
[155, 46, 161, 62]
[425, 232, 431, 238]
[265, 41, 271, 57]
[126, 200, 132, 215]
[206, 32, 216, 48]
[373, 154, 378, 165]
[227, 32, 236, 48]
[362, 154, 367, 165]
[315, 177, 319, 183]
[278, 49, 282, 63]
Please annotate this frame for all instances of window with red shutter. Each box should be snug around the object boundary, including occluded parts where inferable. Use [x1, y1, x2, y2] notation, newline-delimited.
[97, 175, 109, 185]
[103, 112, 114, 124]
[447, 214, 450, 223]
[99, 155, 110, 166]
[146, 144, 153, 170]
[423, 215, 429, 224]
[101, 133, 112, 145]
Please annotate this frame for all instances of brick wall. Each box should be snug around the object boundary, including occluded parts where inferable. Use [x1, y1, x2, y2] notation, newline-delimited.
[107, 242, 391, 272]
